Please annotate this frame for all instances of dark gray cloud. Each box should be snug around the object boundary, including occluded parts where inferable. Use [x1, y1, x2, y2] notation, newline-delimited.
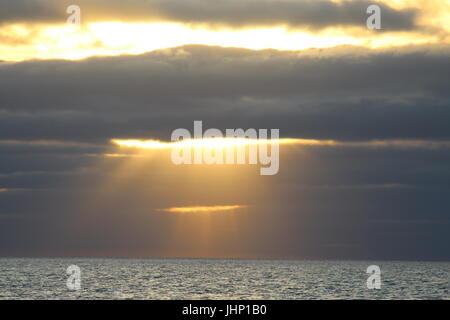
[0, 0, 419, 31]
[0, 44, 449, 260]
[0, 45, 449, 142]
[0, 0, 62, 24]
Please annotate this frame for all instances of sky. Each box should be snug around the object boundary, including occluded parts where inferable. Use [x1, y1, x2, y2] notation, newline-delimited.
[0, 0, 449, 260]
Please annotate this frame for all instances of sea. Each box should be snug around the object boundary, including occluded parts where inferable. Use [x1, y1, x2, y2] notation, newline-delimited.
[0, 258, 448, 300]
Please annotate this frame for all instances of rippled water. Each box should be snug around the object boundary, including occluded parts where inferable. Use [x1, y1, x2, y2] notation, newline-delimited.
[0, 258, 448, 299]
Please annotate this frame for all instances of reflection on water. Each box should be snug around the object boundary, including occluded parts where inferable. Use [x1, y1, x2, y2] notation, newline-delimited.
[0, 258, 448, 300]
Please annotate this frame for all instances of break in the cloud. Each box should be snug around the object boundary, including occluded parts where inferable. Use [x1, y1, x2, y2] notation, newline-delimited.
[2, 0, 448, 61]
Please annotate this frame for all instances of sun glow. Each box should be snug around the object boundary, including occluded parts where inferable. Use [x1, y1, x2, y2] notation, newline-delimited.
[1, 20, 445, 62]
[111, 138, 329, 150]
[0, 22, 362, 61]
[158, 205, 248, 214]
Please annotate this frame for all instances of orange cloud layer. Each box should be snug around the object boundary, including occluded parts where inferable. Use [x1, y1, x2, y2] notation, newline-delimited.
[158, 205, 248, 213]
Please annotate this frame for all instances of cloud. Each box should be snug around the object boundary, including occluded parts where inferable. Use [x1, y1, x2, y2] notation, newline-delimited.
[0, 0, 63, 24]
[1, 140, 450, 259]
[0, 44, 449, 142]
[0, 0, 419, 31]
[0, 44, 449, 259]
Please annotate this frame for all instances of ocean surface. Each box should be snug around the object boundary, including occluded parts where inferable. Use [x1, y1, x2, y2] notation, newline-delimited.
[0, 258, 448, 300]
